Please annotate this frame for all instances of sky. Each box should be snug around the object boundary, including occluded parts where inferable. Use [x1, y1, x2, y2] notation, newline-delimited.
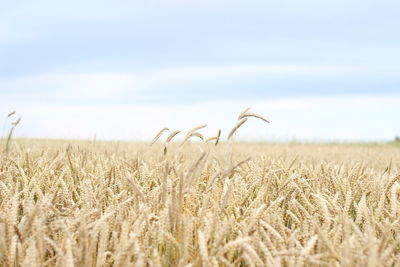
[0, 0, 399, 141]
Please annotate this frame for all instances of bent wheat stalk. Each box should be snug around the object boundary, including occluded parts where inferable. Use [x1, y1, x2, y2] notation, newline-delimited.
[189, 132, 204, 141]
[205, 129, 221, 146]
[227, 118, 248, 140]
[181, 124, 207, 146]
[166, 130, 180, 143]
[150, 128, 170, 146]
[4, 115, 21, 155]
[215, 129, 221, 146]
[7, 111, 16, 117]
[238, 107, 251, 120]
[205, 137, 217, 143]
[187, 124, 207, 135]
[163, 130, 181, 156]
[239, 112, 270, 123]
[181, 132, 204, 146]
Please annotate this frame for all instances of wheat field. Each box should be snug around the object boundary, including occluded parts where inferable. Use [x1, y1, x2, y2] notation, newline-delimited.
[1, 132, 400, 266]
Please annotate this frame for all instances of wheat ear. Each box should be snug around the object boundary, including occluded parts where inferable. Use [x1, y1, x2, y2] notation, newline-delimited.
[239, 112, 270, 123]
[150, 128, 170, 146]
[166, 130, 180, 143]
[238, 107, 251, 120]
[227, 118, 248, 140]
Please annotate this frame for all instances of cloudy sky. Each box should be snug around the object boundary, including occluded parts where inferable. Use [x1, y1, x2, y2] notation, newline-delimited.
[1, 0, 399, 141]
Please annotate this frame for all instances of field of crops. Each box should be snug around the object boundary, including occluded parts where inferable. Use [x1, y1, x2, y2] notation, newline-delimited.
[0, 138, 399, 266]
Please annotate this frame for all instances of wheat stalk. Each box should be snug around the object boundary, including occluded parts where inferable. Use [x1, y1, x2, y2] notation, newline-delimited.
[227, 118, 248, 140]
[239, 112, 270, 123]
[150, 128, 170, 146]
[166, 130, 180, 143]
[238, 107, 251, 120]
[187, 124, 207, 135]
[7, 111, 16, 117]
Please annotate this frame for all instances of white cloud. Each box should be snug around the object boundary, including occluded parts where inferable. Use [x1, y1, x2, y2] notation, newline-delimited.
[0, 64, 375, 101]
